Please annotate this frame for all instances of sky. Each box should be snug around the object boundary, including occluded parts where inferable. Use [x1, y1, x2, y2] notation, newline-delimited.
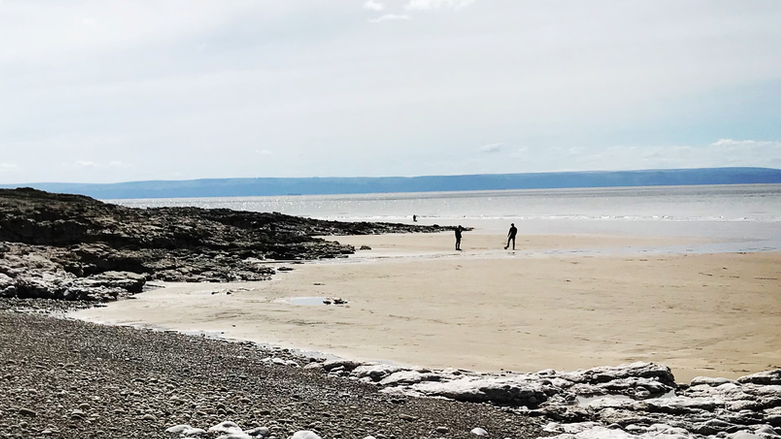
[1, 0, 780, 184]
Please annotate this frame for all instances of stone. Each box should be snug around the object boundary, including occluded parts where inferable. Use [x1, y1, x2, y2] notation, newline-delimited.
[166, 424, 192, 434]
[690, 376, 733, 387]
[352, 364, 402, 382]
[183, 428, 207, 437]
[738, 370, 781, 386]
[246, 426, 271, 437]
[209, 421, 243, 436]
[471, 427, 489, 436]
[405, 376, 549, 408]
[18, 408, 36, 417]
[290, 431, 321, 439]
[323, 359, 361, 372]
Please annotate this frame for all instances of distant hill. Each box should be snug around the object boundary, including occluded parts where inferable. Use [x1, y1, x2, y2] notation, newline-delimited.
[2, 167, 780, 199]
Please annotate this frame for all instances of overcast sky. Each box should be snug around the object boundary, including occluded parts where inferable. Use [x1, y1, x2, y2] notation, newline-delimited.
[1, 0, 780, 184]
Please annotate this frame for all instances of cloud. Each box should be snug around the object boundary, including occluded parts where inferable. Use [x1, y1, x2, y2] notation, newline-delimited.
[363, 0, 385, 11]
[255, 149, 273, 156]
[0, 163, 18, 172]
[405, 0, 476, 10]
[710, 139, 780, 150]
[559, 139, 781, 171]
[2, 3, 780, 183]
[64, 160, 133, 169]
[369, 14, 411, 23]
[69, 160, 98, 168]
[479, 142, 503, 153]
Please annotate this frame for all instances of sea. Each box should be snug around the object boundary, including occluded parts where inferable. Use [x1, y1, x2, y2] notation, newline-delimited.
[111, 184, 781, 254]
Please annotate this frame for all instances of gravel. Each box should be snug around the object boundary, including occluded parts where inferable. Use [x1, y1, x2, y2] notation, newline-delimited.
[0, 301, 546, 439]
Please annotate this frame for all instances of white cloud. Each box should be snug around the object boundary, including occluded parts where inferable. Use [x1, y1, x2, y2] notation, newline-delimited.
[405, 0, 476, 10]
[369, 13, 411, 23]
[256, 149, 273, 156]
[710, 139, 780, 150]
[479, 142, 503, 153]
[521, 139, 781, 172]
[65, 160, 133, 169]
[1, 3, 780, 183]
[0, 163, 18, 172]
[363, 0, 385, 11]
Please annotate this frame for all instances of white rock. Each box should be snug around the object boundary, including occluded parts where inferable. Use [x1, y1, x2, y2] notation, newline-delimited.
[544, 422, 602, 434]
[209, 421, 243, 436]
[352, 364, 402, 382]
[166, 424, 192, 434]
[291, 431, 322, 439]
[410, 376, 548, 406]
[728, 433, 762, 439]
[183, 428, 207, 437]
[471, 427, 489, 436]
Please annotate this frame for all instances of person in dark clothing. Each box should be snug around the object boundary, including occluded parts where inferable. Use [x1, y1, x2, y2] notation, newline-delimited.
[504, 223, 517, 250]
[455, 225, 463, 251]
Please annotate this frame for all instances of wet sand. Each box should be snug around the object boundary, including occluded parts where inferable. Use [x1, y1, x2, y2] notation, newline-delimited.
[73, 232, 781, 383]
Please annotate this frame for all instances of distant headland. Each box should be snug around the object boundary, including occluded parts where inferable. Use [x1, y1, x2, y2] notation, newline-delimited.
[2, 167, 780, 199]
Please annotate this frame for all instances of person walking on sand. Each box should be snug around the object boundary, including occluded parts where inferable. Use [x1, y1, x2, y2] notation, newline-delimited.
[455, 225, 464, 251]
[504, 223, 517, 250]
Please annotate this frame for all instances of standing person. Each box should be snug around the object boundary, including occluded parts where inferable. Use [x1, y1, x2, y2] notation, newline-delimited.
[504, 223, 517, 250]
[455, 225, 463, 251]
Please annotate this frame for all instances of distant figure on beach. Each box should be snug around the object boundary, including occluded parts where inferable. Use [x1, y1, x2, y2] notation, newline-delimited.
[455, 225, 463, 251]
[504, 223, 517, 250]
[413, 215, 417, 222]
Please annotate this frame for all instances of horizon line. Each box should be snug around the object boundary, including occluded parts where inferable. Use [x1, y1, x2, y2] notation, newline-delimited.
[3, 166, 779, 187]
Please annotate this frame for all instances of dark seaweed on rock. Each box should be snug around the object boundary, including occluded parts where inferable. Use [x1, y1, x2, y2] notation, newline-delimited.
[0, 188, 447, 301]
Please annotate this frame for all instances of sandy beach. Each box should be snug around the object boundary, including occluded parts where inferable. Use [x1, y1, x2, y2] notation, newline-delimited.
[73, 232, 781, 383]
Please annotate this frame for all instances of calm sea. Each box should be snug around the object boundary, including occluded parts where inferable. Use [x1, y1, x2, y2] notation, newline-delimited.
[111, 184, 781, 252]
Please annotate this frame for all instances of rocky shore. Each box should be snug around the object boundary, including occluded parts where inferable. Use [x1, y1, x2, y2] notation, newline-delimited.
[2, 300, 780, 439]
[0, 303, 545, 439]
[0, 188, 447, 301]
[3, 188, 781, 439]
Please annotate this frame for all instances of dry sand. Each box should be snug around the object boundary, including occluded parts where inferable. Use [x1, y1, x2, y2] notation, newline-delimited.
[73, 232, 781, 383]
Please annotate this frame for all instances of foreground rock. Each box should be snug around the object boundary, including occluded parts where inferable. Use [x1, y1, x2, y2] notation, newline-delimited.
[305, 359, 781, 438]
[0, 188, 447, 301]
[0, 309, 544, 439]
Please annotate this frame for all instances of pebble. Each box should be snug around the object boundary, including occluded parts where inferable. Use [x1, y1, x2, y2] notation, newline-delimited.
[291, 431, 322, 439]
[18, 408, 36, 417]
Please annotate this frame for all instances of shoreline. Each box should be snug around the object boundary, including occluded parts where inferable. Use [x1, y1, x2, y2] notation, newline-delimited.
[71, 232, 781, 383]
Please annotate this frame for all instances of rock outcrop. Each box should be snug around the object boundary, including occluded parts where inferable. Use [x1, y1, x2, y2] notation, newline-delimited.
[307, 359, 781, 437]
[0, 188, 447, 301]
